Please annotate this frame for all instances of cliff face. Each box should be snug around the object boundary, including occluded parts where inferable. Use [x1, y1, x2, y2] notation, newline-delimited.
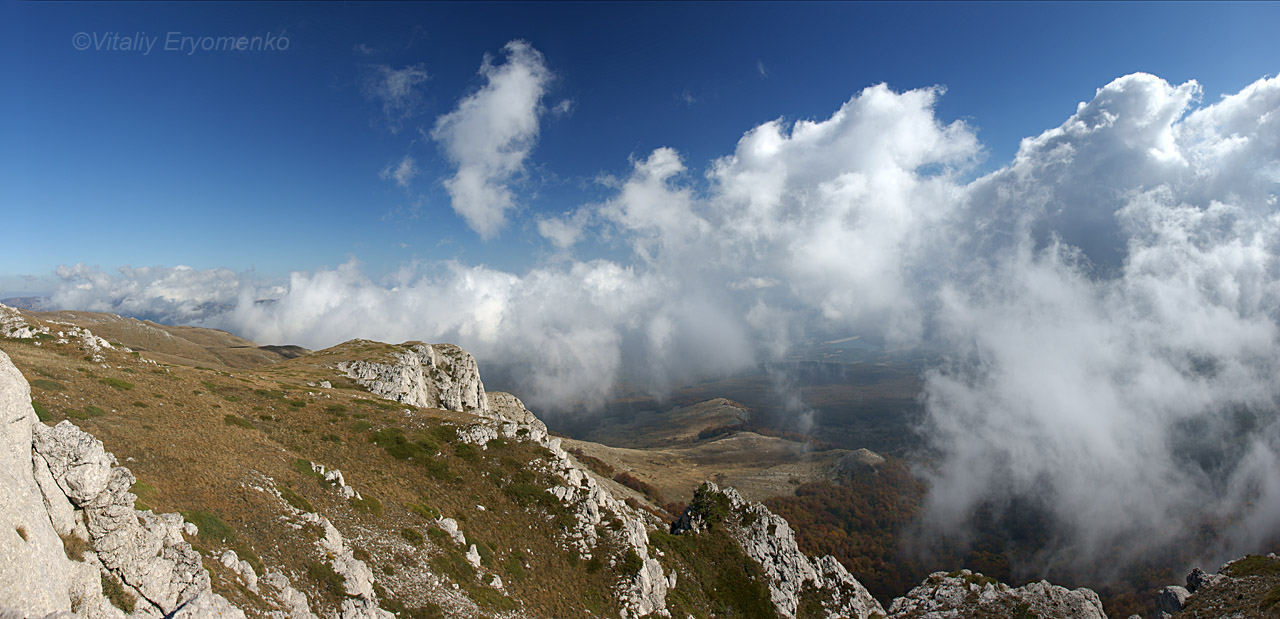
[335, 341, 668, 618]
[0, 349, 243, 618]
[337, 342, 488, 413]
[674, 482, 886, 619]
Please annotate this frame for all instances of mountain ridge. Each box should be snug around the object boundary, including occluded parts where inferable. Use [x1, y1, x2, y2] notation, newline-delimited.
[2, 303, 1274, 619]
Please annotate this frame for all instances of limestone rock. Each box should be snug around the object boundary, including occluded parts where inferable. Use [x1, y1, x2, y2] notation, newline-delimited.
[0, 349, 242, 618]
[1185, 567, 1223, 593]
[337, 342, 487, 413]
[0, 349, 75, 615]
[437, 518, 466, 546]
[262, 571, 319, 619]
[466, 544, 482, 569]
[886, 570, 1106, 619]
[31, 421, 115, 507]
[318, 519, 375, 599]
[1156, 585, 1190, 615]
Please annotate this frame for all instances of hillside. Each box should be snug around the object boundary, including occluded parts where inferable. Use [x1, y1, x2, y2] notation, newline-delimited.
[5, 303, 1277, 619]
[0, 305, 890, 619]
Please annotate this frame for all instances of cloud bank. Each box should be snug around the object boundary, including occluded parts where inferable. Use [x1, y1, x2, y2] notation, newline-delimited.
[49, 72, 1280, 571]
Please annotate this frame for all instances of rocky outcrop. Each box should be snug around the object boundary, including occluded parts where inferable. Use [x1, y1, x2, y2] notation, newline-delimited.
[1, 349, 77, 616]
[0, 348, 243, 619]
[1161, 554, 1280, 618]
[337, 342, 487, 413]
[342, 341, 667, 618]
[674, 482, 885, 619]
[885, 569, 1106, 619]
[0, 304, 50, 340]
[827, 448, 886, 479]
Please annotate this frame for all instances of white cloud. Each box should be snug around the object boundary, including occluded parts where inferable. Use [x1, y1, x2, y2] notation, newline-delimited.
[48, 73, 1280, 573]
[431, 40, 552, 239]
[551, 99, 574, 117]
[757, 60, 770, 78]
[380, 155, 418, 188]
[536, 208, 590, 249]
[362, 64, 430, 133]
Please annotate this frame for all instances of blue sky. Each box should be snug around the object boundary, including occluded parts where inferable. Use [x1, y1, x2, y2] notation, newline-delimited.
[5, 1, 1279, 294]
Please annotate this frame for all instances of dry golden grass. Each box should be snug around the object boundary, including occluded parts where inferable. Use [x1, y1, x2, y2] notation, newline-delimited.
[1, 312, 663, 618]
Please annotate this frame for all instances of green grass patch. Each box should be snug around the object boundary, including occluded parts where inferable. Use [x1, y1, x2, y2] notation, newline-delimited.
[30, 379, 65, 391]
[101, 573, 136, 612]
[280, 487, 314, 512]
[131, 401, 148, 408]
[428, 424, 459, 443]
[31, 400, 52, 423]
[222, 414, 255, 429]
[688, 483, 732, 525]
[307, 560, 348, 603]
[400, 527, 425, 545]
[504, 553, 527, 581]
[1262, 583, 1280, 611]
[350, 495, 383, 516]
[948, 570, 999, 587]
[222, 395, 241, 403]
[99, 377, 134, 391]
[357, 398, 401, 411]
[130, 481, 157, 506]
[181, 510, 235, 545]
[408, 500, 440, 520]
[66, 405, 106, 420]
[291, 458, 326, 482]
[350, 421, 372, 432]
[325, 404, 348, 414]
[454, 443, 480, 463]
[1225, 554, 1280, 578]
[650, 527, 778, 619]
[370, 427, 439, 461]
[288, 399, 307, 408]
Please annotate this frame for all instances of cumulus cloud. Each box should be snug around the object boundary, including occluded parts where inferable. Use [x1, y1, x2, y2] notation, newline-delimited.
[431, 40, 552, 239]
[536, 208, 591, 249]
[362, 64, 430, 133]
[48, 72, 1280, 573]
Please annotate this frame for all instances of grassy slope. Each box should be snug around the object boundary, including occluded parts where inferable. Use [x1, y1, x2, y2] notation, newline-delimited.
[1, 319, 653, 618]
